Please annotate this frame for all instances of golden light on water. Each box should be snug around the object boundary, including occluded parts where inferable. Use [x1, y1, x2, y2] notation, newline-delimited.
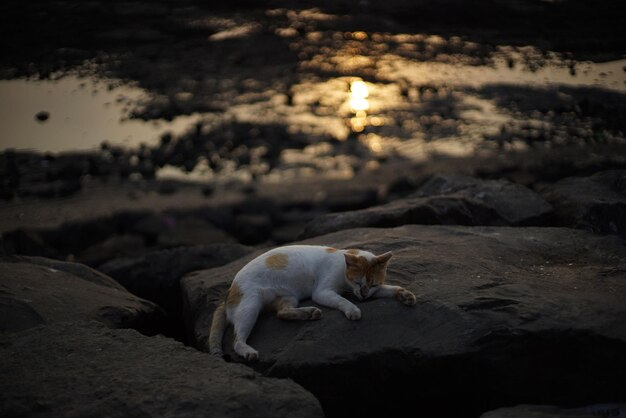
[349, 97, 369, 112]
[350, 116, 366, 132]
[348, 79, 370, 133]
[352, 31, 368, 41]
[365, 134, 383, 153]
[350, 80, 369, 98]
[349, 80, 370, 112]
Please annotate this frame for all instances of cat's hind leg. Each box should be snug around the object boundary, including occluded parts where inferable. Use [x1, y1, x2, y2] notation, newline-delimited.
[273, 296, 322, 320]
[229, 292, 263, 362]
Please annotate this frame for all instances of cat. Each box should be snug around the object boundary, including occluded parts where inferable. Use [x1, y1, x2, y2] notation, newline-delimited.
[209, 244, 416, 361]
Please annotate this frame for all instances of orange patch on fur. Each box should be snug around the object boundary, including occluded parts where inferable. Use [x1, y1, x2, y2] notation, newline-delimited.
[266, 253, 289, 269]
[325, 247, 338, 253]
[344, 254, 372, 282]
[346, 249, 360, 255]
[226, 283, 242, 308]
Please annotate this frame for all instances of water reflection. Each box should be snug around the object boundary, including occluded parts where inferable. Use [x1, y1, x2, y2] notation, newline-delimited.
[348, 79, 370, 133]
[349, 80, 369, 112]
[2, 7, 625, 185]
[0, 76, 202, 152]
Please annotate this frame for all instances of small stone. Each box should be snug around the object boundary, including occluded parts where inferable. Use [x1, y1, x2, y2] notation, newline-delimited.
[35, 111, 50, 122]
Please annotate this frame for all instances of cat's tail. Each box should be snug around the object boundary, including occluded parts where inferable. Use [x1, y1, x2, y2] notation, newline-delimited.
[208, 302, 227, 357]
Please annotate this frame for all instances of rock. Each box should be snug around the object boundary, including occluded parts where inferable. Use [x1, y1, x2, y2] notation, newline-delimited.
[0, 322, 323, 418]
[182, 225, 626, 417]
[99, 243, 252, 322]
[232, 214, 273, 245]
[271, 209, 319, 244]
[202, 184, 215, 197]
[0, 257, 165, 335]
[44, 217, 118, 257]
[132, 214, 235, 247]
[302, 176, 553, 238]
[45, 154, 90, 181]
[383, 174, 426, 197]
[156, 216, 236, 247]
[18, 179, 82, 198]
[34, 111, 49, 122]
[1, 229, 57, 258]
[5, 255, 126, 290]
[321, 187, 379, 212]
[157, 181, 178, 195]
[480, 403, 626, 418]
[77, 234, 146, 267]
[540, 170, 626, 236]
[0, 298, 44, 333]
[271, 223, 306, 244]
[131, 212, 168, 244]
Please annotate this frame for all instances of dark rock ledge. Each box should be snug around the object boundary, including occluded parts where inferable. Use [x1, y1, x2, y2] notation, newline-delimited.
[0, 256, 166, 335]
[0, 322, 323, 418]
[0, 257, 323, 418]
[302, 175, 554, 238]
[540, 170, 626, 236]
[183, 225, 626, 418]
[2, 172, 626, 417]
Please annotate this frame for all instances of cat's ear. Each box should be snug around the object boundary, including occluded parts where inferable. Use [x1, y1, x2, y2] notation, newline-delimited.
[344, 253, 360, 267]
[374, 251, 393, 266]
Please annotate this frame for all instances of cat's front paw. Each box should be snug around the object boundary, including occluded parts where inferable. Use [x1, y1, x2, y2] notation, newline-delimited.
[300, 306, 322, 320]
[234, 342, 259, 362]
[310, 307, 322, 320]
[344, 306, 362, 320]
[395, 288, 416, 306]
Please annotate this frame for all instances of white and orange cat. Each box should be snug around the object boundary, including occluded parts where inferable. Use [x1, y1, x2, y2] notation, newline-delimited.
[209, 245, 416, 361]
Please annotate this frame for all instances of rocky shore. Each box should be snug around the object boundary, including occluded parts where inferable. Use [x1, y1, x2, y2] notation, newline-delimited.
[2, 0, 626, 416]
[1, 168, 625, 417]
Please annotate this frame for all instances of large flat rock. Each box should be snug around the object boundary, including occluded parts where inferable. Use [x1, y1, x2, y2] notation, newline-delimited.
[302, 175, 553, 238]
[0, 322, 323, 418]
[182, 225, 626, 417]
[0, 256, 166, 334]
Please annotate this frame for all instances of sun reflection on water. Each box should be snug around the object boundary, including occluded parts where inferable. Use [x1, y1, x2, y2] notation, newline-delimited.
[348, 79, 370, 133]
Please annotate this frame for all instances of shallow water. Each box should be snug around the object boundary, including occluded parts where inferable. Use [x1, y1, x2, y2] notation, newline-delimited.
[1, 6, 625, 183]
[0, 76, 202, 152]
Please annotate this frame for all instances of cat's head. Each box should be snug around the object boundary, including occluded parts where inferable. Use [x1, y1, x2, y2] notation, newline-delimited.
[344, 251, 393, 300]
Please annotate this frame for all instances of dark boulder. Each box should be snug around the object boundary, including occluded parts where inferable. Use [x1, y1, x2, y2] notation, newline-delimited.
[1, 229, 57, 258]
[0, 256, 165, 335]
[182, 225, 626, 417]
[540, 170, 626, 236]
[156, 216, 236, 247]
[302, 175, 553, 238]
[77, 234, 146, 267]
[34, 110, 50, 122]
[232, 213, 273, 245]
[131, 213, 236, 247]
[0, 322, 323, 418]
